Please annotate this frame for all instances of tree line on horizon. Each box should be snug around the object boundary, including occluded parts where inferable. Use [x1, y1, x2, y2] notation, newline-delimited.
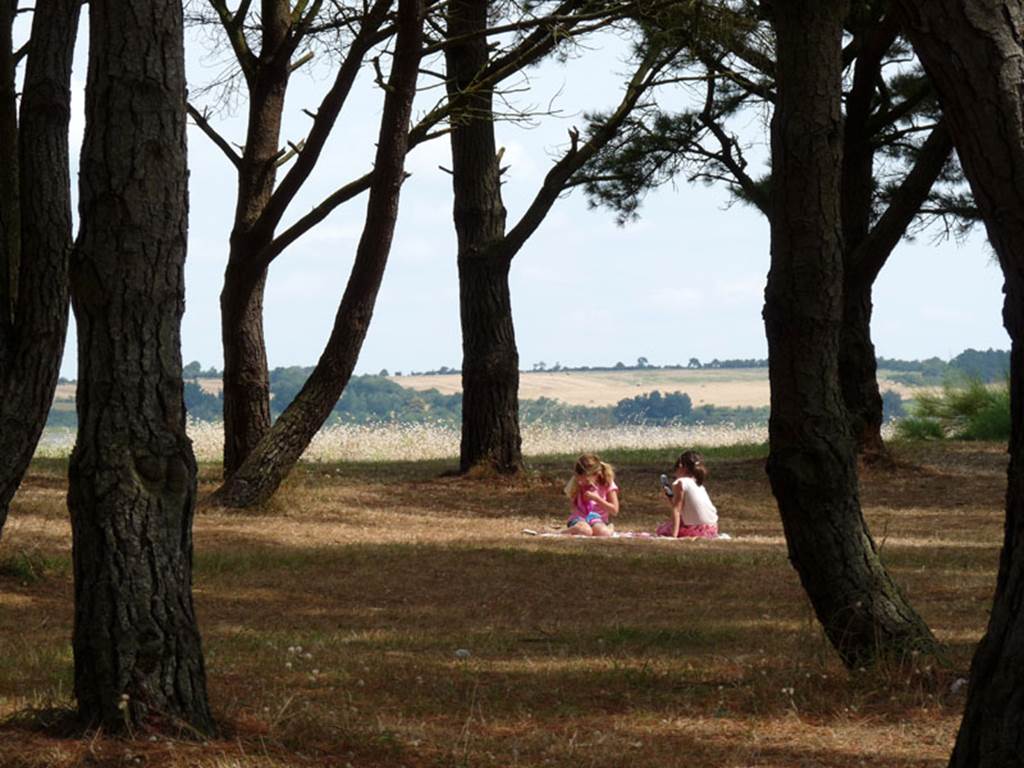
[5, 0, 1024, 762]
[48, 346, 1006, 428]
[53, 344, 1004, 384]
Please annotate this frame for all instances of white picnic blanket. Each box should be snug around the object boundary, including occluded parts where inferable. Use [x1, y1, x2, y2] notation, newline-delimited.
[522, 529, 732, 540]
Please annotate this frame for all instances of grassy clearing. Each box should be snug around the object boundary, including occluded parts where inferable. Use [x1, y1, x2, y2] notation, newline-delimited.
[0, 440, 1006, 767]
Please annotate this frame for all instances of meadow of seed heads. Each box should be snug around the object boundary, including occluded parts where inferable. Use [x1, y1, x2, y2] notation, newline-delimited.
[34, 420, 782, 462]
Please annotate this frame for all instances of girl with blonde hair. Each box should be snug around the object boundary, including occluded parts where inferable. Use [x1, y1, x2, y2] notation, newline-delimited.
[564, 453, 619, 536]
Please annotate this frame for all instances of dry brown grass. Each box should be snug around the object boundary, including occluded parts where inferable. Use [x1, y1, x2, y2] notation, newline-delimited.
[0, 442, 1006, 767]
[392, 369, 921, 408]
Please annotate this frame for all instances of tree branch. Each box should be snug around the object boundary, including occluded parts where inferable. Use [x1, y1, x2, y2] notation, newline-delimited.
[250, 0, 612, 273]
[187, 102, 242, 168]
[254, 173, 373, 271]
[207, 0, 258, 81]
[255, 0, 393, 239]
[501, 46, 670, 260]
[698, 71, 769, 215]
[852, 120, 954, 283]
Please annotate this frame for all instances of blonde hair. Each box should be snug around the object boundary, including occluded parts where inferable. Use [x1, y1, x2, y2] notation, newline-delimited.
[564, 453, 616, 499]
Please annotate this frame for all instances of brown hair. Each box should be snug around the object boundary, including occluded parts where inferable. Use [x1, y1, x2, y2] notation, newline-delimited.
[675, 450, 707, 486]
[565, 453, 616, 499]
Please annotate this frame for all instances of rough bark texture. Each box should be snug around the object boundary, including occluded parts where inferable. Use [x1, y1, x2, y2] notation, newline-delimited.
[896, 2, 1024, 764]
[207, 0, 425, 508]
[765, 0, 938, 668]
[69, 0, 212, 732]
[446, 0, 523, 475]
[0, 0, 81, 539]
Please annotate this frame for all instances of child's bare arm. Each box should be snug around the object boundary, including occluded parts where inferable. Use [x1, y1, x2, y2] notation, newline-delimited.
[585, 489, 619, 516]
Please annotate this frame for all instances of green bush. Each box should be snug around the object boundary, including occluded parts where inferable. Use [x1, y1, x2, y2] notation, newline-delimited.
[894, 416, 945, 440]
[895, 377, 1009, 441]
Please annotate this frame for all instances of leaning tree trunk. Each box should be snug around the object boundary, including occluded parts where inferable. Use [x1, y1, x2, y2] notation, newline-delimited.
[446, 0, 523, 475]
[0, 0, 81, 539]
[896, 2, 1024, 763]
[207, 0, 425, 509]
[765, 0, 938, 668]
[68, 0, 211, 732]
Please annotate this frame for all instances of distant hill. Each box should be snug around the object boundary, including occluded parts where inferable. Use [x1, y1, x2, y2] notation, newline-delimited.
[47, 348, 1007, 427]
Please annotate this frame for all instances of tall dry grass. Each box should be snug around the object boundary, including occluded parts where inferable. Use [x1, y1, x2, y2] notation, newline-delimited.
[33, 420, 778, 463]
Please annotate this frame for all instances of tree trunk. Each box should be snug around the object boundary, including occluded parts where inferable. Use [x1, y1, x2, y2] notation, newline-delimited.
[69, 0, 211, 732]
[838, 17, 894, 460]
[221, 263, 272, 476]
[207, 0, 425, 508]
[839, 274, 886, 458]
[0, 0, 81, 539]
[765, 0, 938, 668]
[843, 119, 954, 462]
[219, 3, 292, 476]
[895, 2, 1024, 763]
[446, 0, 523, 475]
[1, 0, 19, 356]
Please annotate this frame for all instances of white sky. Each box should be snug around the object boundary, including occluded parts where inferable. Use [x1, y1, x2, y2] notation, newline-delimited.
[55, 18, 1009, 379]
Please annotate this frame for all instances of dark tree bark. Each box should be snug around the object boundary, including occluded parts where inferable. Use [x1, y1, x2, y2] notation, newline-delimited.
[0, 0, 18, 340]
[221, 268, 271, 476]
[207, 0, 425, 508]
[0, 0, 81, 539]
[194, 0, 611, 487]
[765, 0, 938, 668]
[442, 34, 671, 477]
[197, 0, 393, 477]
[837, 13, 898, 460]
[895, 2, 1024, 763]
[446, 0, 522, 475]
[840, 118, 954, 460]
[595, 8, 955, 459]
[834, 10, 956, 458]
[218, 0, 293, 477]
[68, 0, 212, 732]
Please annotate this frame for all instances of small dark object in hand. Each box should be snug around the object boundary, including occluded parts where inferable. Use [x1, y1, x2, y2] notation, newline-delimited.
[660, 473, 674, 497]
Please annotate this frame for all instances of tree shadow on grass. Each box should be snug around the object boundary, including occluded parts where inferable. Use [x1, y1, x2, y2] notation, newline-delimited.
[0, 531, 975, 768]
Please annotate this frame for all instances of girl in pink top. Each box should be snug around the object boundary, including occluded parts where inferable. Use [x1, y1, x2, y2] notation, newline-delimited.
[657, 450, 719, 539]
[564, 453, 620, 537]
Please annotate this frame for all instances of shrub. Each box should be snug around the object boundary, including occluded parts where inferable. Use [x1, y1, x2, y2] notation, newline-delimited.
[894, 416, 945, 441]
[895, 377, 1009, 441]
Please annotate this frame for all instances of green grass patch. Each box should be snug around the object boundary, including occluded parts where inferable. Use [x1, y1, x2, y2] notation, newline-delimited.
[0, 549, 70, 583]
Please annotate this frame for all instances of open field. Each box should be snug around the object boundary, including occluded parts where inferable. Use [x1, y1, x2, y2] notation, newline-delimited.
[392, 369, 923, 408]
[37, 421, 774, 462]
[0, 440, 1005, 767]
[53, 368, 923, 410]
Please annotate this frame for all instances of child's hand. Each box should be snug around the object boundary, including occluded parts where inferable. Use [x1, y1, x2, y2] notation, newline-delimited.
[583, 490, 602, 502]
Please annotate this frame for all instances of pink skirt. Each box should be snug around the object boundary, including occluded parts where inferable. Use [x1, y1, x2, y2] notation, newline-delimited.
[656, 521, 719, 539]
